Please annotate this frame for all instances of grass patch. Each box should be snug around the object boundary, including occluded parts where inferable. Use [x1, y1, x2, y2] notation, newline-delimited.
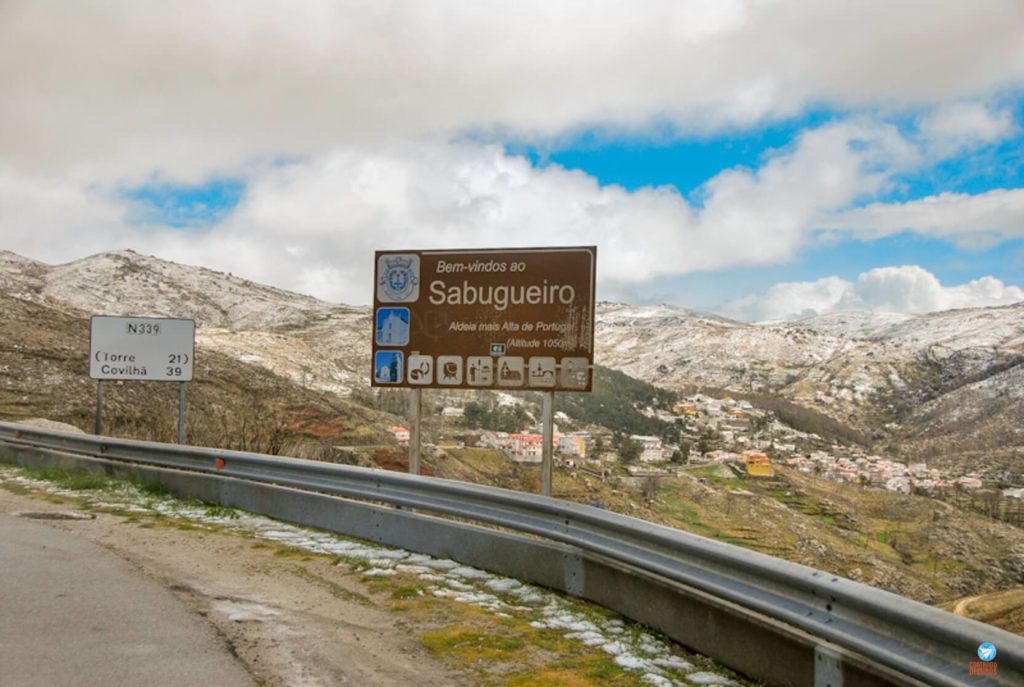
[204, 503, 240, 519]
[1, 482, 31, 495]
[347, 558, 372, 572]
[501, 632, 653, 686]
[413, 595, 706, 686]
[657, 493, 717, 537]
[33, 467, 114, 491]
[690, 464, 744, 487]
[421, 625, 527, 663]
[392, 584, 427, 600]
[133, 480, 169, 497]
[273, 545, 314, 560]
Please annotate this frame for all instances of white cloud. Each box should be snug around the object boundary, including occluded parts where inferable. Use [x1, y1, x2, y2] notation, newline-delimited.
[0, 165, 136, 257]
[0, 119, 928, 304]
[818, 188, 1024, 248]
[2, 1, 1023, 179]
[918, 102, 1017, 156]
[718, 277, 851, 322]
[720, 266, 1024, 321]
[1, 0, 1020, 315]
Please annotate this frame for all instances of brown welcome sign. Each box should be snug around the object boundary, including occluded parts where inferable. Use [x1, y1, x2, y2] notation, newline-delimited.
[372, 246, 596, 392]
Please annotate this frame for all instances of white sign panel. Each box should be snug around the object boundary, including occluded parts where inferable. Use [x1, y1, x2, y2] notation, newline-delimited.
[89, 316, 195, 382]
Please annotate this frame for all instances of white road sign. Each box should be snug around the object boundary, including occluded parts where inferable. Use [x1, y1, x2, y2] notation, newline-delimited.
[89, 316, 195, 382]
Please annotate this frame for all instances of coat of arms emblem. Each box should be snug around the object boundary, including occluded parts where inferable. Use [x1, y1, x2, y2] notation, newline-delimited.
[377, 254, 420, 302]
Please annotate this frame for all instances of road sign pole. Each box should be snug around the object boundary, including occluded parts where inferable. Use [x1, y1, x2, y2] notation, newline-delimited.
[94, 380, 103, 436]
[177, 382, 186, 444]
[541, 391, 554, 497]
[408, 388, 422, 475]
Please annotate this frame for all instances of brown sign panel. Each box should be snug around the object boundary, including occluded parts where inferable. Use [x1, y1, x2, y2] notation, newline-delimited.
[372, 247, 596, 392]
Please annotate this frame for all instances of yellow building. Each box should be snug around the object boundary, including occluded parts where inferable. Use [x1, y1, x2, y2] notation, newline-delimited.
[673, 403, 699, 416]
[558, 433, 588, 459]
[744, 451, 774, 478]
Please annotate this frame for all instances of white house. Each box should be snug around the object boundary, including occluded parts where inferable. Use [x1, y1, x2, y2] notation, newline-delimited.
[884, 476, 911, 494]
[506, 432, 543, 463]
[630, 435, 664, 463]
[558, 433, 587, 458]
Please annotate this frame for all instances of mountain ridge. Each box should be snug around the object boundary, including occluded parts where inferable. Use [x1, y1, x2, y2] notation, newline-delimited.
[4, 249, 1023, 471]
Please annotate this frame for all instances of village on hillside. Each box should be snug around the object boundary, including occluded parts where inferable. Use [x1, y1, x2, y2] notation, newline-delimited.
[386, 392, 1021, 504]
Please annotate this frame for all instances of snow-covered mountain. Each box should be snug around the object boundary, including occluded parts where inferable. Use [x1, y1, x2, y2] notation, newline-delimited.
[4, 250, 1023, 466]
[597, 297, 1024, 467]
[1, 250, 369, 394]
[1, 249, 352, 329]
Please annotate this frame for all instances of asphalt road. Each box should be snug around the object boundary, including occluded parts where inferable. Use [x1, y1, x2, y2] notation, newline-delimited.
[0, 513, 255, 687]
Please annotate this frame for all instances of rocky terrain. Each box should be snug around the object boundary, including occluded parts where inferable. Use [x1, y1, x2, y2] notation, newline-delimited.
[596, 302, 1024, 471]
[3, 249, 1024, 615]
[4, 248, 1022, 473]
[0, 266, 388, 449]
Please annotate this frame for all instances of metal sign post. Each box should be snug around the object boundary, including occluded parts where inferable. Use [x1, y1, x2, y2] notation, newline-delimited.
[370, 247, 596, 496]
[88, 316, 196, 444]
[408, 388, 422, 475]
[94, 380, 104, 436]
[541, 391, 554, 497]
[177, 382, 186, 444]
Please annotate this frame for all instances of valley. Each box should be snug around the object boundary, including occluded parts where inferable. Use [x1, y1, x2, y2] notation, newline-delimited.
[3, 248, 1024, 634]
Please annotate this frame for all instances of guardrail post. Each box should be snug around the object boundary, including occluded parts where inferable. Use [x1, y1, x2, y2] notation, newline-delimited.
[408, 388, 422, 475]
[94, 380, 103, 436]
[541, 391, 554, 496]
[177, 382, 186, 444]
[814, 645, 843, 687]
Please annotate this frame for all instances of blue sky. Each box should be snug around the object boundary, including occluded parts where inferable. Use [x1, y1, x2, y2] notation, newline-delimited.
[123, 178, 246, 228]
[2, 1, 1023, 320]
[510, 106, 1024, 311]
[115, 100, 1024, 318]
[534, 103, 1024, 203]
[511, 110, 838, 199]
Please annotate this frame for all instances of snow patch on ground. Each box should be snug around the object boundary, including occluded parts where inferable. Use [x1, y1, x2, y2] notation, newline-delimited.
[1, 466, 745, 686]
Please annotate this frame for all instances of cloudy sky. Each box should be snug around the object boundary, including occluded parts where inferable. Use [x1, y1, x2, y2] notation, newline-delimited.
[2, 1, 1023, 321]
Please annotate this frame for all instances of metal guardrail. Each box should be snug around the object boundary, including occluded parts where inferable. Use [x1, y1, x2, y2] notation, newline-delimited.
[2, 421, 1022, 687]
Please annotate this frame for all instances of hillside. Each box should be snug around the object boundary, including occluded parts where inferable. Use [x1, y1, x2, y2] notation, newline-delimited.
[4, 249, 1024, 473]
[4, 250, 1024, 616]
[0, 249, 370, 396]
[595, 301, 1024, 471]
[0, 290, 390, 450]
[1, 249, 343, 329]
[409, 446, 1024, 607]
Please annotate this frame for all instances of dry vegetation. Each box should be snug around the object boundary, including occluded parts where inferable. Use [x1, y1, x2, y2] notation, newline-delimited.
[941, 588, 1024, 635]
[5, 291, 1024, 635]
[0, 293, 393, 453]
[411, 447, 1024, 612]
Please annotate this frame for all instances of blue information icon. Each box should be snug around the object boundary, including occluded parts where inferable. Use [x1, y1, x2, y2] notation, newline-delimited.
[374, 351, 404, 384]
[977, 642, 997, 662]
[375, 307, 410, 346]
